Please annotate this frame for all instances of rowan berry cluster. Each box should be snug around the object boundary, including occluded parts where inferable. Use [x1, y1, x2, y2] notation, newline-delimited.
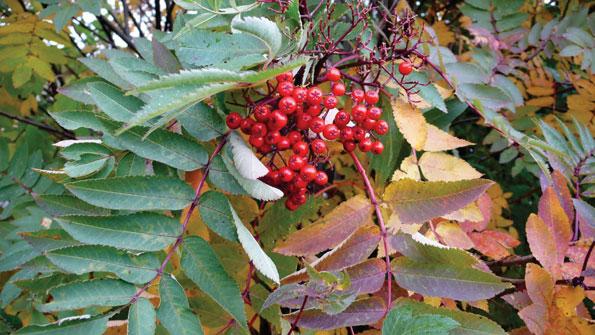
[225, 68, 389, 210]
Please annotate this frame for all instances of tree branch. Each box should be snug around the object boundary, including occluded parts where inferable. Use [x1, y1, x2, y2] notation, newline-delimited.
[97, 15, 139, 54]
[0, 110, 74, 139]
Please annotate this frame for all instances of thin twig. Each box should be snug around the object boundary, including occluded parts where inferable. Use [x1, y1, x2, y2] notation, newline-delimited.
[0, 110, 74, 139]
[287, 296, 309, 335]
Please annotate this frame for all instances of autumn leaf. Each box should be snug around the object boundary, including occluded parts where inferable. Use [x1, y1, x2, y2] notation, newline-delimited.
[392, 98, 427, 150]
[419, 152, 482, 181]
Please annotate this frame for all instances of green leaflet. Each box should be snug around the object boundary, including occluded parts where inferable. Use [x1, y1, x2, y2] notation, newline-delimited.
[15, 315, 109, 335]
[382, 303, 459, 335]
[128, 298, 156, 335]
[157, 275, 204, 335]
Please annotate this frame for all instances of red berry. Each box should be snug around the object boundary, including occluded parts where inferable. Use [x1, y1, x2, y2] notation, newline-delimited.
[276, 72, 293, 83]
[291, 192, 307, 205]
[279, 96, 297, 114]
[399, 61, 413, 76]
[279, 167, 295, 182]
[340, 127, 354, 141]
[306, 105, 322, 116]
[293, 141, 309, 156]
[334, 111, 350, 128]
[265, 131, 281, 144]
[277, 81, 294, 97]
[296, 113, 313, 130]
[323, 95, 338, 109]
[314, 171, 328, 185]
[240, 118, 254, 134]
[287, 131, 302, 144]
[358, 138, 373, 152]
[325, 67, 342, 81]
[351, 89, 365, 102]
[249, 135, 265, 148]
[353, 126, 366, 141]
[311, 139, 327, 155]
[364, 90, 379, 105]
[343, 141, 356, 152]
[363, 118, 377, 131]
[253, 105, 271, 122]
[251, 122, 267, 137]
[294, 176, 309, 188]
[226, 112, 242, 129]
[292, 87, 307, 102]
[367, 107, 382, 120]
[371, 141, 384, 154]
[285, 198, 299, 211]
[309, 117, 325, 133]
[270, 170, 281, 185]
[259, 144, 273, 154]
[277, 137, 291, 150]
[351, 105, 367, 123]
[323, 124, 340, 140]
[375, 120, 389, 135]
[267, 111, 288, 131]
[306, 87, 323, 105]
[300, 164, 317, 181]
[332, 82, 346, 96]
[288, 155, 306, 170]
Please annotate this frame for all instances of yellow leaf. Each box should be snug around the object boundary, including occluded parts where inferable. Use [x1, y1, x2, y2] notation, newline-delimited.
[392, 98, 427, 150]
[423, 124, 474, 151]
[391, 154, 420, 181]
[432, 20, 455, 46]
[435, 221, 474, 249]
[527, 96, 555, 107]
[418, 152, 482, 181]
[26, 56, 55, 81]
[527, 86, 555, 96]
[442, 202, 483, 222]
[12, 64, 32, 88]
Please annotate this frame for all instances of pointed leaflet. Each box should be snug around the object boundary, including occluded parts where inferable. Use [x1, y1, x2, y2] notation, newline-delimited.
[229, 131, 269, 179]
[221, 152, 284, 201]
[382, 303, 459, 335]
[538, 188, 572, 269]
[36, 195, 110, 217]
[65, 176, 194, 210]
[230, 16, 282, 60]
[15, 316, 109, 335]
[128, 298, 156, 335]
[390, 299, 507, 335]
[518, 264, 553, 335]
[285, 297, 385, 330]
[384, 179, 494, 224]
[390, 233, 511, 301]
[422, 124, 473, 151]
[392, 98, 427, 150]
[46, 245, 159, 284]
[88, 82, 143, 122]
[57, 213, 181, 252]
[37, 279, 136, 312]
[418, 152, 482, 181]
[181, 236, 247, 329]
[526, 214, 561, 278]
[157, 275, 204, 335]
[274, 195, 373, 256]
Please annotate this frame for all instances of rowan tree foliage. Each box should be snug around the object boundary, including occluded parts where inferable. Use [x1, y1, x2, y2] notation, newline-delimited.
[0, 0, 593, 334]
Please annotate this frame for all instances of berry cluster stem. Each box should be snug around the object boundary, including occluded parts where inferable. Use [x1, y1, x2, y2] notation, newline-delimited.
[349, 151, 393, 312]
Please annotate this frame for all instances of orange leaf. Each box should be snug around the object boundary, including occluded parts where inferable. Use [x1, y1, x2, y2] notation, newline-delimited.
[526, 213, 561, 278]
[469, 229, 520, 260]
[538, 188, 572, 269]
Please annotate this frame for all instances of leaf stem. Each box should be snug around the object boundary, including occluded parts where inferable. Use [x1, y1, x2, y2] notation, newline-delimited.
[349, 151, 393, 312]
[287, 295, 309, 335]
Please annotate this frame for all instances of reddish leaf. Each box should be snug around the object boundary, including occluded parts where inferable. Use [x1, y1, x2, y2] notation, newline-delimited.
[285, 297, 385, 330]
[460, 193, 492, 232]
[538, 188, 572, 269]
[540, 170, 574, 223]
[526, 214, 561, 278]
[274, 195, 373, 256]
[345, 259, 386, 295]
[469, 229, 520, 260]
[518, 264, 553, 335]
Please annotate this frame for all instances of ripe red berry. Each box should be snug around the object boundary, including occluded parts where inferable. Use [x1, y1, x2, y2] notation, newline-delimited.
[253, 105, 271, 122]
[226, 112, 242, 129]
[267, 110, 287, 131]
[285, 198, 299, 211]
[240, 118, 254, 134]
[358, 138, 373, 152]
[311, 139, 327, 155]
[277, 81, 294, 97]
[399, 61, 413, 76]
[249, 135, 265, 148]
[292, 87, 307, 102]
[363, 118, 377, 131]
[294, 176, 309, 188]
[296, 113, 313, 130]
[291, 192, 307, 205]
[270, 170, 281, 185]
[340, 127, 354, 141]
[259, 144, 273, 154]
[279, 96, 297, 114]
[309, 117, 325, 133]
[364, 90, 379, 105]
[314, 171, 328, 185]
[332, 82, 346, 96]
[375, 120, 389, 135]
[251, 122, 267, 137]
[351, 89, 365, 102]
[279, 167, 295, 182]
[323, 124, 340, 140]
[323, 95, 338, 109]
[276, 72, 293, 83]
[325, 67, 342, 81]
[288, 155, 306, 170]
[277, 137, 291, 150]
[334, 111, 350, 128]
[287, 131, 302, 144]
[265, 131, 281, 144]
[367, 107, 382, 120]
[300, 164, 317, 181]
[306, 104, 322, 116]
[343, 141, 356, 152]
[371, 141, 384, 154]
[351, 105, 367, 123]
[306, 87, 323, 105]
[293, 141, 309, 156]
[353, 126, 366, 141]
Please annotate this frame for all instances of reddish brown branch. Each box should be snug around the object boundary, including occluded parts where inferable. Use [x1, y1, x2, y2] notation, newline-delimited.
[287, 295, 309, 335]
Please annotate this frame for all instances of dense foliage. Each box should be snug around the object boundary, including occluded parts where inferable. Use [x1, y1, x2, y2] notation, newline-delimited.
[0, 0, 593, 334]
